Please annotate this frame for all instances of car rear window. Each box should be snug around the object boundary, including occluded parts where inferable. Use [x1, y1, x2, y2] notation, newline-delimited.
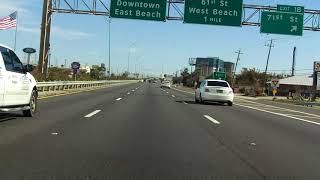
[207, 81, 229, 87]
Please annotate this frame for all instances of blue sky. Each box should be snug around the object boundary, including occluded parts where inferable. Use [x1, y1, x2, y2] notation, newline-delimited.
[0, 0, 320, 76]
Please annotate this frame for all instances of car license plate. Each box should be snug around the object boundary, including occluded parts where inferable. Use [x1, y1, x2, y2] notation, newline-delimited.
[217, 90, 223, 93]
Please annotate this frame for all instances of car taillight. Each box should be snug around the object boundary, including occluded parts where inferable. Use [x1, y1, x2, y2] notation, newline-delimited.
[205, 88, 210, 92]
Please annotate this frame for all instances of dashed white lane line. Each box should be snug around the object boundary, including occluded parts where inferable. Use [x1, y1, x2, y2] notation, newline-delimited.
[204, 115, 221, 125]
[84, 110, 102, 118]
[172, 95, 176, 98]
[235, 103, 320, 126]
[135, 88, 138, 90]
[132, 90, 135, 92]
[166, 92, 169, 94]
[116, 98, 122, 101]
[127, 92, 131, 95]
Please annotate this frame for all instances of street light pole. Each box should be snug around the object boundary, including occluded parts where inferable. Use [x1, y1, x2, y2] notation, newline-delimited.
[108, 18, 111, 77]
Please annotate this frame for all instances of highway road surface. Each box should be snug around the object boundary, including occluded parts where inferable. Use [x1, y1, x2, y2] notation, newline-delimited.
[1, 82, 320, 180]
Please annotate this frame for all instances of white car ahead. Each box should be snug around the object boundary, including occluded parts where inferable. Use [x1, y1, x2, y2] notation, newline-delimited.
[0, 44, 38, 117]
[161, 81, 171, 89]
[195, 79, 234, 106]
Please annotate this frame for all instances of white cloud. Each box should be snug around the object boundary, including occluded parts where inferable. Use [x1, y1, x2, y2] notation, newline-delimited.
[19, 26, 40, 34]
[51, 26, 93, 40]
[0, 0, 33, 18]
[19, 25, 92, 40]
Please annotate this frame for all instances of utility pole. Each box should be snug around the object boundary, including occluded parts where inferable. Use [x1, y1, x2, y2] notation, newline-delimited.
[264, 39, 274, 95]
[39, 0, 52, 77]
[233, 49, 243, 85]
[292, 47, 296, 76]
[108, 18, 111, 77]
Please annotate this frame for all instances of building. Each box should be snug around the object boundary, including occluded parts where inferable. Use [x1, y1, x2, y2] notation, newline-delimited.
[194, 57, 234, 80]
[267, 75, 314, 96]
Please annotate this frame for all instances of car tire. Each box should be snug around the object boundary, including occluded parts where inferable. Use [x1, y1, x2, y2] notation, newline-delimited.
[195, 96, 199, 103]
[23, 90, 38, 117]
[199, 94, 204, 104]
[227, 101, 233, 106]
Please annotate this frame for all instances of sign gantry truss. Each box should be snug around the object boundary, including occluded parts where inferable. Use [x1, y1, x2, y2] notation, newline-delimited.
[38, 0, 320, 77]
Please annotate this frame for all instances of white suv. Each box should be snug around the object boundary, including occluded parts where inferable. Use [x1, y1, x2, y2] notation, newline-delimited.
[0, 44, 38, 117]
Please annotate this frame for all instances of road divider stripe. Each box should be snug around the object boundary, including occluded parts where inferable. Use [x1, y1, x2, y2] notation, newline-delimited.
[236, 98, 320, 118]
[235, 103, 320, 126]
[172, 95, 175, 98]
[116, 98, 122, 101]
[204, 115, 220, 125]
[127, 92, 131, 95]
[132, 90, 135, 92]
[84, 110, 101, 118]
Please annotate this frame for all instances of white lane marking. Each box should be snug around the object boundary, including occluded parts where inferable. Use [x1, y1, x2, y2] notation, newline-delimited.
[282, 114, 320, 119]
[84, 110, 101, 118]
[116, 98, 122, 101]
[183, 101, 188, 105]
[132, 90, 135, 92]
[51, 132, 59, 135]
[127, 92, 131, 95]
[236, 99, 320, 118]
[135, 88, 138, 90]
[172, 95, 175, 98]
[166, 92, 169, 94]
[235, 103, 320, 126]
[204, 115, 221, 125]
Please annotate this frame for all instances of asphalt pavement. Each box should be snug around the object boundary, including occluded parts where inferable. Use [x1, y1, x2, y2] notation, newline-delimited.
[1, 82, 320, 180]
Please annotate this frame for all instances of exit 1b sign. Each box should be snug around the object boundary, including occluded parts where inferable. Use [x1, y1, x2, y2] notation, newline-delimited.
[261, 5, 304, 36]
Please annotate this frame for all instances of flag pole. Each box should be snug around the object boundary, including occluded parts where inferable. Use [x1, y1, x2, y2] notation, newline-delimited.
[14, 11, 18, 52]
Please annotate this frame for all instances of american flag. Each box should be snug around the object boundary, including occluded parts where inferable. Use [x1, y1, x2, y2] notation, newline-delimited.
[0, 12, 17, 30]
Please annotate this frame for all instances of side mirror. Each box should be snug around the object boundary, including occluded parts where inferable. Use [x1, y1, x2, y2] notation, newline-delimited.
[24, 64, 34, 72]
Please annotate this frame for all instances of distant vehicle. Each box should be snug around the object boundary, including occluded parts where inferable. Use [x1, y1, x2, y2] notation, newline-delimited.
[161, 81, 171, 89]
[195, 79, 234, 106]
[0, 44, 38, 117]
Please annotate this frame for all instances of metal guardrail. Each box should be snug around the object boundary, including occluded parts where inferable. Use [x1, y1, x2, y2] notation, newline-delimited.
[36, 80, 138, 92]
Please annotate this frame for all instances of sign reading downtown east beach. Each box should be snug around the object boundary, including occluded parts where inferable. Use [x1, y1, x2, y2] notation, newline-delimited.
[110, 0, 167, 21]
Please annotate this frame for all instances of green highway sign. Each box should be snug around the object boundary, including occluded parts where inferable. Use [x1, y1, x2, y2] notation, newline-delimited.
[261, 11, 303, 36]
[110, 0, 167, 21]
[277, 5, 304, 14]
[184, 0, 243, 26]
[213, 72, 226, 80]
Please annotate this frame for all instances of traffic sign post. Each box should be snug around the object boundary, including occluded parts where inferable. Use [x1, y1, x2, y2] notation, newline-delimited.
[270, 79, 280, 89]
[184, 0, 243, 26]
[213, 72, 226, 80]
[261, 11, 303, 36]
[110, 0, 167, 21]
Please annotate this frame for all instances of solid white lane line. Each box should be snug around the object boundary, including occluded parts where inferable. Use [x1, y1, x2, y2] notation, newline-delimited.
[236, 98, 320, 118]
[116, 98, 122, 101]
[84, 110, 101, 118]
[172, 95, 175, 98]
[204, 115, 221, 125]
[235, 103, 320, 126]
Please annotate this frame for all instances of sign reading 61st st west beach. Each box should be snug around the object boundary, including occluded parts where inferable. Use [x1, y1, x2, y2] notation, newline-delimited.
[110, 0, 167, 21]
